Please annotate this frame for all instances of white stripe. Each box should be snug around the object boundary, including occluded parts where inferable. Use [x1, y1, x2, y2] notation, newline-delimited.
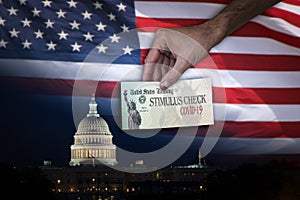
[138, 32, 300, 55]
[135, 1, 300, 19]
[274, 2, 300, 16]
[212, 37, 300, 55]
[80, 97, 300, 122]
[1, 59, 300, 88]
[252, 15, 300, 37]
[214, 103, 300, 122]
[211, 137, 300, 154]
[135, 1, 225, 19]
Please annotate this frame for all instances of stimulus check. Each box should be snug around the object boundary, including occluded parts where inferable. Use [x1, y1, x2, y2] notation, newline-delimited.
[120, 78, 214, 130]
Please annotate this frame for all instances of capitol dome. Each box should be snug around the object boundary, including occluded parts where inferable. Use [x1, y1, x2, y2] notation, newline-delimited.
[69, 95, 118, 167]
[77, 116, 111, 134]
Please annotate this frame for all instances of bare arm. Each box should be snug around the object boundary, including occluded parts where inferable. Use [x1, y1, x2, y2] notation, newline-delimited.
[191, 0, 282, 50]
[143, 0, 282, 89]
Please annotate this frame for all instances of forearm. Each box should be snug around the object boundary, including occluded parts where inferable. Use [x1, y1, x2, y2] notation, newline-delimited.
[195, 0, 282, 50]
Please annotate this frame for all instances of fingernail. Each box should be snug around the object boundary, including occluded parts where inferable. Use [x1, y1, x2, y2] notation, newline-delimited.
[160, 81, 169, 89]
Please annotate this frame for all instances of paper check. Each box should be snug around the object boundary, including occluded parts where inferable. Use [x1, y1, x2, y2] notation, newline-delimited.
[120, 78, 214, 130]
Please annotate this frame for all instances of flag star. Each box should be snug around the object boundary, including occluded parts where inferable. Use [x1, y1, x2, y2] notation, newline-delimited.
[21, 18, 32, 27]
[56, 9, 66, 18]
[0, 17, 6, 26]
[82, 10, 92, 19]
[67, 0, 78, 8]
[46, 41, 57, 50]
[7, 7, 18, 16]
[0, 39, 8, 48]
[93, 1, 103, 9]
[107, 13, 116, 21]
[22, 40, 32, 49]
[34, 29, 44, 39]
[116, 3, 126, 11]
[45, 19, 55, 28]
[58, 30, 68, 40]
[42, 0, 52, 7]
[109, 34, 120, 43]
[71, 42, 82, 52]
[9, 28, 19, 38]
[69, 20, 80, 30]
[122, 45, 133, 55]
[19, 0, 27, 5]
[96, 44, 107, 53]
[83, 32, 94, 41]
[96, 22, 106, 31]
[121, 24, 129, 32]
[32, 7, 41, 17]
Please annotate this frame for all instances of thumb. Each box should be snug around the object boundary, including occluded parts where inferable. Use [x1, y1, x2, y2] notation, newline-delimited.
[160, 57, 191, 90]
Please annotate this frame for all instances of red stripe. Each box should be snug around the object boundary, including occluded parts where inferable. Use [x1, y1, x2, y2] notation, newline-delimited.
[137, 17, 300, 48]
[264, 7, 300, 28]
[220, 121, 300, 138]
[228, 22, 300, 48]
[169, 121, 300, 138]
[213, 87, 300, 104]
[141, 50, 300, 71]
[282, 0, 300, 6]
[136, 17, 206, 29]
[2, 77, 300, 104]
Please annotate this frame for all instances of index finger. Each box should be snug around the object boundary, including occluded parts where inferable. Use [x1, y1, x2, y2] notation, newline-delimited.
[142, 48, 161, 81]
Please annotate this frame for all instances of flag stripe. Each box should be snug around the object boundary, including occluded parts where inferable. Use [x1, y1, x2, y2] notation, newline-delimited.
[135, 1, 300, 19]
[103, 115, 300, 138]
[136, 0, 300, 6]
[273, 2, 300, 16]
[137, 16, 300, 39]
[137, 19, 300, 48]
[3, 76, 299, 123]
[1, 59, 300, 88]
[141, 50, 300, 71]
[135, 1, 300, 27]
[2, 77, 300, 104]
[138, 32, 300, 56]
[264, 7, 300, 28]
[135, 1, 225, 19]
[146, 121, 300, 138]
[211, 137, 300, 154]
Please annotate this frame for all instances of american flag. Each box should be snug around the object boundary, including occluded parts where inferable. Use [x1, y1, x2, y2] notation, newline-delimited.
[0, 0, 299, 155]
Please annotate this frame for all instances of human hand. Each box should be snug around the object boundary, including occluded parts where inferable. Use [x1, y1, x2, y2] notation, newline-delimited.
[142, 24, 219, 90]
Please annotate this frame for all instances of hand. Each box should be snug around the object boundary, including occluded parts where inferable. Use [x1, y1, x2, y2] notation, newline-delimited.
[142, 24, 219, 90]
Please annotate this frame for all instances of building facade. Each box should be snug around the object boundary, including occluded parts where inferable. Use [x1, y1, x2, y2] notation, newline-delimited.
[69, 95, 117, 167]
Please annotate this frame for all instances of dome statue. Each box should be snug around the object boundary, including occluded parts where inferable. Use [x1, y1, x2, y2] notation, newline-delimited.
[69, 95, 118, 166]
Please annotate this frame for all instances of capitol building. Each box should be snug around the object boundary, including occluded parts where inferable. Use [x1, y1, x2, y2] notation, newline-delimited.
[69, 95, 118, 166]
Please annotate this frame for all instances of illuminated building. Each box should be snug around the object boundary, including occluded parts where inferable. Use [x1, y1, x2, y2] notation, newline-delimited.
[69, 95, 117, 166]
